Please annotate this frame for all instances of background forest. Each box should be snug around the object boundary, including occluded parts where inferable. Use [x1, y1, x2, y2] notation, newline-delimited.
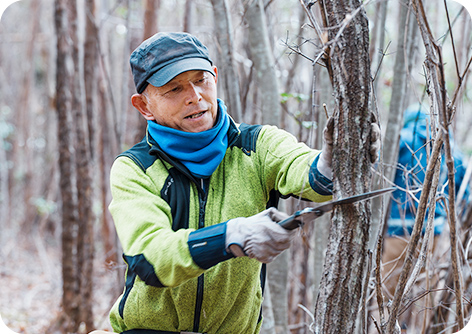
[0, 0, 471, 333]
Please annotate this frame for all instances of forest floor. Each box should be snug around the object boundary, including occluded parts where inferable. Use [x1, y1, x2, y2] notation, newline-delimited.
[0, 225, 120, 333]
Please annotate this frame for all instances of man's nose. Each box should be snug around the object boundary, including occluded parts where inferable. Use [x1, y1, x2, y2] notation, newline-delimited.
[185, 83, 202, 105]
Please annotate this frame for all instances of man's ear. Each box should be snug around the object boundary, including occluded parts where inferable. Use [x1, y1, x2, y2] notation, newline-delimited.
[212, 66, 218, 84]
[131, 94, 155, 120]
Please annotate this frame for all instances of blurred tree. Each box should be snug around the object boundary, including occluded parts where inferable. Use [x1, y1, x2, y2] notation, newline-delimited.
[210, 0, 243, 122]
[54, 0, 80, 331]
[244, 0, 281, 125]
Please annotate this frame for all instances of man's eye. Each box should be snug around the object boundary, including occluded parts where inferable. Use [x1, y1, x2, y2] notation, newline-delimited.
[166, 87, 180, 94]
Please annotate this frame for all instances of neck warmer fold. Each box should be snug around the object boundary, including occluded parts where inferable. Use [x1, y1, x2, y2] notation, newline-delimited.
[147, 99, 230, 178]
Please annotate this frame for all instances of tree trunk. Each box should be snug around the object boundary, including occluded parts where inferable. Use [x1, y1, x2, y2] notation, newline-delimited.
[369, 0, 418, 250]
[382, 1, 416, 188]
[99, 66, 125, 290]
[77, 0, 96, 330]
[143, 0, 159, 40]
[132, 0, 160, 144]
[84, 0, 98, 158]
[243, 1, 287, 330]
[267, 252, 289, 334]
[55, 0, 80, 331]
[183, 0, 193, 33]
[68, 0, 97, 330]
[244, 0, 281, 125]
[313, 0, 373, 333]
[15, 0, 40, 230]
[210, 0, 243, 122]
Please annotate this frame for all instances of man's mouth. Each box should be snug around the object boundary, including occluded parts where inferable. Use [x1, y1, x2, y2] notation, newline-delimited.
[185, 111, 206, 119]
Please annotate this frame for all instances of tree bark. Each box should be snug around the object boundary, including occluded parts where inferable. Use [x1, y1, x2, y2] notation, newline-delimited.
[313, 0, 373, 333]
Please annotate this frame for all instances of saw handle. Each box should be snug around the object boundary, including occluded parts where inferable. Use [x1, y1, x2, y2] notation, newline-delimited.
[277, 217, 303, 230]
[278, 209, 324, 230]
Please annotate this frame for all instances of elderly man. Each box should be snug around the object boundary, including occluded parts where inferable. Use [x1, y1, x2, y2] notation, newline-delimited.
[91, 32, 380, 334]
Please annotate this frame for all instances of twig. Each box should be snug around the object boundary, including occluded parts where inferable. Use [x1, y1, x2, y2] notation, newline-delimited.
[323, 103, 329, 118]
[403, 159, 441, 297]
[443, 0, 461, 84]
[374, 234, 386, 334]
[451, 54, 472, 107]
[409, 0, 465, 329]
[361, 250, 373, 334]
[372, 41, 392, 82]
[299, 0, 324, 43]
[385, 131, 444, 333]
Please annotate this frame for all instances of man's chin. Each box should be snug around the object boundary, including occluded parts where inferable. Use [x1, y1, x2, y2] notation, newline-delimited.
[183, 116, 216, 133]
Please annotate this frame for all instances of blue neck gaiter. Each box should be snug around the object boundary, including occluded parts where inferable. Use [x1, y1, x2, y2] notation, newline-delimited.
[147, 99, 230, 178]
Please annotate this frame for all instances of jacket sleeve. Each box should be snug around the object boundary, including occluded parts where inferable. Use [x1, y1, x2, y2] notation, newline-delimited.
[255, 125, 333, 203]
[109, 156, 205, 287]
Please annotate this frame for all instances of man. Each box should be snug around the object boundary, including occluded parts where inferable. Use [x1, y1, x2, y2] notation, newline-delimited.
[91, 32, 380, 334]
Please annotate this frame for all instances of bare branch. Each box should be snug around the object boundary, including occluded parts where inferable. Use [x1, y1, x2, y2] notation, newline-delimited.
[443, 0, 461, 84]
[386, 132, 444, 333]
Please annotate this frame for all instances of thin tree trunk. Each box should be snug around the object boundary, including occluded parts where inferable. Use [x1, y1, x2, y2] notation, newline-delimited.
[267, 253, 289, 334]
[55, 0, 79, 331]
[210, 0, 243, 122]
[143, 0, 159, 40]
[183, 0, 193, 33]
[313, 0, 373, 333]
[16, 0, 40, 230]
[370, 0, 388, 94]
[408, 1, 464, 328]
[132, 0, 160, 145]
[244, 0, 281, 125]
[244, 1, 286, 331]
[68, 0, 95, 330]
[0, 111, 9, 244]
[382, 1, 415, 186]
[84, 0, 98, 158]
[369, 0, 418, 251]
[99, 67, 124, 290]
[78, 0, 97, 330]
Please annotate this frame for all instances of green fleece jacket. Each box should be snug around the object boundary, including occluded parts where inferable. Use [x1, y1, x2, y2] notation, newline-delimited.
[108, 119, 332, 333]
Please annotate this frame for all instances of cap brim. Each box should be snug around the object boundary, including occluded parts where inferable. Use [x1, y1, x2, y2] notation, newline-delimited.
[147, 58, 215, 88]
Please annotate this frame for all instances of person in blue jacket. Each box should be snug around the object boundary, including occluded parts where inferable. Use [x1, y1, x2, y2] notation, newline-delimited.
[383, 103, 469, 296]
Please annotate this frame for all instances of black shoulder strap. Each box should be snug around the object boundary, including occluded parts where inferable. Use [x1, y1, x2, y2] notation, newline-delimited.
[117, 136, 158, 173]
[229, 123, 262, 156]
[160, 168, 191, 231]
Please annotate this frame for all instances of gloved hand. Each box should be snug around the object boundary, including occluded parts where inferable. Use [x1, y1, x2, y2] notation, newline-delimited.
[317, 115, 381, 179]
[226, 208, 296, 263]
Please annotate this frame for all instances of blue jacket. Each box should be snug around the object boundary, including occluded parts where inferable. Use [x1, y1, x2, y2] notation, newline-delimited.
[388, 104, 469, 236]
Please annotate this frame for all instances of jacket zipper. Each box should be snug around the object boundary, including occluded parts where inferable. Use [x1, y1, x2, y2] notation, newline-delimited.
[193, 178, 208, 332]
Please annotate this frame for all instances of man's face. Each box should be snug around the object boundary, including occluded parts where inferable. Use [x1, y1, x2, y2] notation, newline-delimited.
[133, 67, 219, 133]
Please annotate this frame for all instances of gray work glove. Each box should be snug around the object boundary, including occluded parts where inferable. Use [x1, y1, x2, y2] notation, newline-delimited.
[226, 208, 296, 263]
[317, 116, 381, 179]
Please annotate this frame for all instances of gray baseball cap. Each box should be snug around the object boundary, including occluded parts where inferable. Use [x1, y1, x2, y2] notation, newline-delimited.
[130, 32, 215, 93]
